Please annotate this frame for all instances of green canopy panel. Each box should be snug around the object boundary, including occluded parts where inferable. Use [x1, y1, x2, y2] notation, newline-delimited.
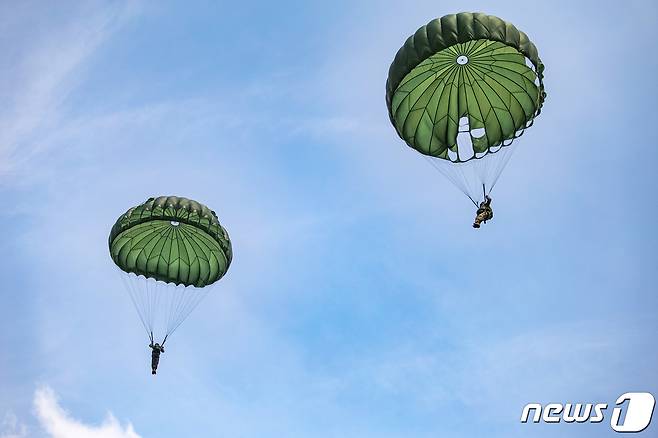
[109, 196, 232, 287]
[386, 12, 546, 162]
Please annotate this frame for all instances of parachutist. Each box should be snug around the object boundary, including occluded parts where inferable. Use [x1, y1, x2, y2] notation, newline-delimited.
[473, 196, 493, 228]
[110, 196, 232, 376]
[386, 13, 545, 224]
[149, 342, 164, 375]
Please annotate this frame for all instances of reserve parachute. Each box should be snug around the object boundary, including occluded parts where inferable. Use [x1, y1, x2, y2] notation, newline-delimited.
[109, 196, 232, 345]
[386, 12, 546, 215]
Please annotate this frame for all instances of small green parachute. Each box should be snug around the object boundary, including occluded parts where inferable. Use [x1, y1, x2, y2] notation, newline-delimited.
[386, 12, 546, 207]
[109, 196, 232, 343]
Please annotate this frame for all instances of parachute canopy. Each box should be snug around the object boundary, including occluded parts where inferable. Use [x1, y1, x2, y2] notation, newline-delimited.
[109, 196, 232, 342]
[386, 12, 545, 204]
[109, 196, 232, 287]
[386, 12, 545, 161]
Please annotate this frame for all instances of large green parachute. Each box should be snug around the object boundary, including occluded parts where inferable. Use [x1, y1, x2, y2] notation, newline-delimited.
[386, 12, 545, 205]
[109, 196, 232, 343]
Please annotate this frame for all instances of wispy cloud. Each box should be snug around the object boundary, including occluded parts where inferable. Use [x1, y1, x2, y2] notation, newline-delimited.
[0, 1, 140, 177]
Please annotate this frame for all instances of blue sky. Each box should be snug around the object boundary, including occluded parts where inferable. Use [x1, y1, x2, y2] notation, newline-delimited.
[1, 0, 657, 437]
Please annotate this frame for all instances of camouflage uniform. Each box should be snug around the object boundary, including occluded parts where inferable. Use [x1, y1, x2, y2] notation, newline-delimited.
[473, 196, 493, 228]
[149, 343, 165, 375]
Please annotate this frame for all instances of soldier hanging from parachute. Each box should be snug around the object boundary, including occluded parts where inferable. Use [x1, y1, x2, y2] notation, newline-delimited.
[385, 12, 546, 228]
[109, 196, 232, 375]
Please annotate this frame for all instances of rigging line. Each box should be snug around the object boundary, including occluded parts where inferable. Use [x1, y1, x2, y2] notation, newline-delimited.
[119, 271, 149, 335]
[175, 285, 199, 325]
[479, 155, 493, 198]
[163, 261, 192, 334]
[154, 279, 165, 337]
[139, 277, 154, 333]
[491, 147, 505, 182]
[168, 296, 191, 335]
[169, 285, 197, 334]
[133, 279, 150, 333]
[456, 162, 477, 204]
[161, 271, 175, 334]
[170, 285, 186, 333]
[455, 161, 472, 200]
[475, 157, 490, 201]
[435, 158, 463, 193]
[166, 290, 209, 337]
[127, 274, 147, 332]
[149, 279, 156, 333]
[137, 275, 148, 332]
[166, 284, 187, 335]
[476, 150, 494, 198]
[162, 283, 171, 334]
[461, 160, 479, 203]
[167, 283, 214, 337]
[129, 273, 151, 333]
[480, 151, 497, 196]
[423, 155, 461, 198]
[164, 283, 179, 336]
[145, 276, 153, 331]
[489, 143, 518, 193]
[149, 280, 158, 334]
[425, 155, 479, 207]
[178, 289, 209, 324]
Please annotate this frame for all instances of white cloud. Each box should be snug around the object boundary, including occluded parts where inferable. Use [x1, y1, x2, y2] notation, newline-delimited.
[33, 386, 141, 438]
